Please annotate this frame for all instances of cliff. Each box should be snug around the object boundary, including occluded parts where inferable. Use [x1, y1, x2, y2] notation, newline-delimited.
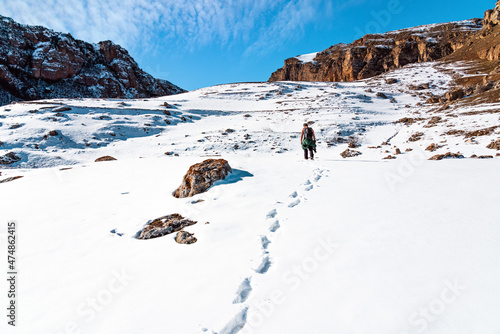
[268, 19, 482, 82]
[0, 15, 184, 105]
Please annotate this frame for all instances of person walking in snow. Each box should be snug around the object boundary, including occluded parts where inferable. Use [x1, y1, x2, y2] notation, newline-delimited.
[301, 123, 316, 160]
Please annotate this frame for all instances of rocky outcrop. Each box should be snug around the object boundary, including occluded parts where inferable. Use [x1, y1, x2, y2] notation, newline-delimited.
[173, 159, 232, 198]
[446, 1, 500, 61]
[483, 1, 500, 27]
[269, 20, 482, 83]
[0, 15, 184, 106]
[137, 214, 197, 240]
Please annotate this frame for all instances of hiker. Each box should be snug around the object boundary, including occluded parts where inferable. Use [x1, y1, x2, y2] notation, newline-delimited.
[300, 123, 316, 160]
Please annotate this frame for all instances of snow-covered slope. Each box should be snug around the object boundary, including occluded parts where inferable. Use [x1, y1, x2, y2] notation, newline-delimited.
[1, 61, 498, 169]
[0, 61, 499, 334]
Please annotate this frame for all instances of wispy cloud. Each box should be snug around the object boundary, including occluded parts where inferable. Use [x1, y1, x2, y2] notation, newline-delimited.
[0, 0, 328, 57]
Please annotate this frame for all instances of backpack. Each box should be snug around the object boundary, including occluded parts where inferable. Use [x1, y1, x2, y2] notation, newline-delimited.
[304, 127, 314, 140]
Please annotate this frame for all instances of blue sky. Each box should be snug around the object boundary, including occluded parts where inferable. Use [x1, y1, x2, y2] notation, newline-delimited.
[0, 0, 494, 91]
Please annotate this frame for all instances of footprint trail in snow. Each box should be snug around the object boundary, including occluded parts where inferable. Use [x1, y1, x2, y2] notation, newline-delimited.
[218, 167, 328, 333]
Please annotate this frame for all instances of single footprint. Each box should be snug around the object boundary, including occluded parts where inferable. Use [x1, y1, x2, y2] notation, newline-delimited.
[266, 209, 277, 219]
[304, 182, 313, 191]
[233, 278, 252, 304]
[289, 191, 298, 198]
[269, 220, 280, 232]
[254, 255, 271, 274]
[288, 198, 301, 208]
[218, 306, 248, 334]
[260, 235, 271, 249]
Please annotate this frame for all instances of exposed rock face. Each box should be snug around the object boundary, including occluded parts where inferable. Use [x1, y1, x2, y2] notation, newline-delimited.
[0, 15, 184, 106]
[269, 20, 482, 83]
[445, 1, 500, 61]
[137, 214, 197, 240]
[483, 1, 500, 27]
[175, 231, 197, 244]
[173, 159, 232, 198]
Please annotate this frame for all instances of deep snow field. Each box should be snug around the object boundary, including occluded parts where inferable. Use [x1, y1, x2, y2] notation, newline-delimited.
[0, 62, 499, 334]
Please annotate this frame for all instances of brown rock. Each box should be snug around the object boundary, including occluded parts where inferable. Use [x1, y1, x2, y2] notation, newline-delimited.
[444, 88, 465, 102]
[383, 155, 396, 159]
[340, 149, 362, 158]
[173, 159, 232, 198]
[426, 96, 441, 104]
[175, 231, 197, 244]
[95, 155, 117, 162]
[0, 175, 23, 183]
[470, 154, 494, 159]
[408, 132, 424, 142]
[429, 152, 464, 160]
[426, 143, 443, 152]
[137, 214, 197, 240]
[395, 148, 402, 155]
[48, 130, 58, 136]
[486, 139, 500, 150]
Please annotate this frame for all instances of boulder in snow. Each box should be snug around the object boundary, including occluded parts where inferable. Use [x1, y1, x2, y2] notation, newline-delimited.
[175, 231, 197, 244]
[340, 149, 362, 158]
[173, 159, 232, 198]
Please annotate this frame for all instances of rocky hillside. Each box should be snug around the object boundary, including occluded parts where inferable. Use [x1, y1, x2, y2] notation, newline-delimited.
[0, 15, 184, 106]
[269, 19, 483, 82]
[447, 1, 500, 61]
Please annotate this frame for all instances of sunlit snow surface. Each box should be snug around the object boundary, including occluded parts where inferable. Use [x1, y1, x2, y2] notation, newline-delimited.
[0, 62, 499, 334]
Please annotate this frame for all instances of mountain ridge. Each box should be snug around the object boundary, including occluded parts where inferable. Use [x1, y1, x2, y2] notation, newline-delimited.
[0, 15, 184, 106]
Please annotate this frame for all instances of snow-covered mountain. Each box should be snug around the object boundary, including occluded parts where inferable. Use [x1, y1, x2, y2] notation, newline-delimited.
[1, 3, 500, 334]
[1, 58, 500, 333]
[0, 15, 184, 106]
